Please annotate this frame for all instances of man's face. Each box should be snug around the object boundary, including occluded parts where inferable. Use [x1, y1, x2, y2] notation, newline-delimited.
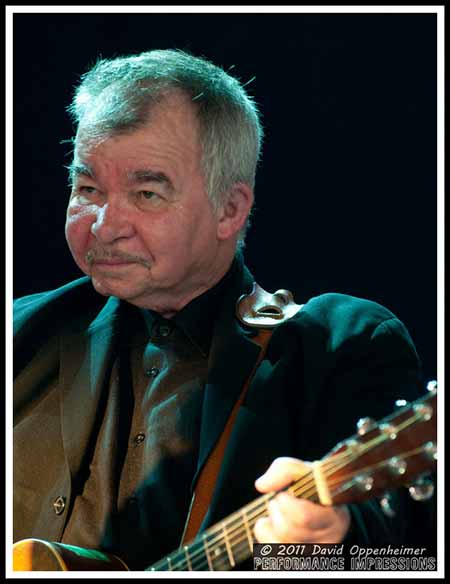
[65, 93, 227, 312]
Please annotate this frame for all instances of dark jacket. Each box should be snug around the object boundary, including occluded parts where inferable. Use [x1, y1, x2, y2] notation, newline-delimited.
[13, 261, 435, 569]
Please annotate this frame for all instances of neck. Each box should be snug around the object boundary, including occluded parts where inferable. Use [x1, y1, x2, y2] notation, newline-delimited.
[132, 253, 236, 318]
[156, 270, 230, 319]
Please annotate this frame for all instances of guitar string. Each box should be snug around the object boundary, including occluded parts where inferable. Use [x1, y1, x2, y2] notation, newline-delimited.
[220, 444, 433, 570]
[199, 406, 428, 548]
[179, 409, 427, 562]
[223, 435, 432, 561]
[150, 458, 396, 570]
[152, 423, 432, 571]
[151, 411, 432, 570]
[223, 443, 433, 570]
[176, 442, 432, 571]
[149, 476, 315, 571]
[149, 435, 362, 570]
[152, 441, 432, 571]
[217, 405, 435, 568]
[155, 438, 431, 571]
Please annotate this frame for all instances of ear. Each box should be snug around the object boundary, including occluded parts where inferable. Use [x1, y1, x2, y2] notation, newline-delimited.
[216, 183, 254, 241]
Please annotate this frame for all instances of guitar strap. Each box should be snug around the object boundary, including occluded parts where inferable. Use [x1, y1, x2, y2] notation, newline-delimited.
[181, 283, 303, 545]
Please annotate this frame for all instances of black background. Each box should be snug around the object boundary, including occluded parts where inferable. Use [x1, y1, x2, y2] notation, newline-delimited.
[13, 11, 437, 383]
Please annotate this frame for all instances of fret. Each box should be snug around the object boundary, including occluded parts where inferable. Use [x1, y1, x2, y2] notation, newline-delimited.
[311, 461, 331, 505]
[242, 508, 254, 552]
[183, 545, 192, 570]
[202, 534, 213, 571]
[202, 530, 229, 570]
[222, 523, 235, 568]
[225, 517, 252, 567]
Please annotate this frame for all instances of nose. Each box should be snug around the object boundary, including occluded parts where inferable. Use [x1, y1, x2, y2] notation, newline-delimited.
[90, 201, 135, 244]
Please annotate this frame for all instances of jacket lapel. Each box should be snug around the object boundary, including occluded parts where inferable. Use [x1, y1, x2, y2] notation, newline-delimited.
[192, 261, 260, 489]
[59, 295, 121, 481]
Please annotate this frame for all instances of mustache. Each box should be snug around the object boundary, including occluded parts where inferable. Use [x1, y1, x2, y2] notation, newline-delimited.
[86, 249, 151, 268]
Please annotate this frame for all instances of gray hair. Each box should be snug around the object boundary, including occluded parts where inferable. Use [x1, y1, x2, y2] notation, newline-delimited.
[66, 49, 264, 249]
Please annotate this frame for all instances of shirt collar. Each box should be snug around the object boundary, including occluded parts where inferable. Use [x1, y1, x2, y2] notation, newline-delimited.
[139, 254, 245, 357]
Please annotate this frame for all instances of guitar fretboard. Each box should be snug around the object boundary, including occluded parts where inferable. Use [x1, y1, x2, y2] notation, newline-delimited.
[147, 473, 318, 571]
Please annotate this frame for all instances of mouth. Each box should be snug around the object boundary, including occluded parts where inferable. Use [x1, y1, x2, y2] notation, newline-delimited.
[91, 259, 139, 271]
[86, 250, 152, 270]
[94, 259, 135, 266]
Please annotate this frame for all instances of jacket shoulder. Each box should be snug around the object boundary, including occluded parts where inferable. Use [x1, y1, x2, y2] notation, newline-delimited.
[283, 291, 418, 359]
[13, 277, 106, 338]
[14, 276, 90, 310]
[299, 291, 396, 330]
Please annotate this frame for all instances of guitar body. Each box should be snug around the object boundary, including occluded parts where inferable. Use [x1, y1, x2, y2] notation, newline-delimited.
[13, 538, 128, 571]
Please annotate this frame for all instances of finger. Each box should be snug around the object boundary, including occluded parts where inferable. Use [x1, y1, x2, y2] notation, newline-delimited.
[255, 457, 311, 493]
[273, 494, 351, 542]
[265, 496, 320, 543]
[266, 497, 303, 542]
[275, 493, 334, 530]
[253, 515, 279, 543]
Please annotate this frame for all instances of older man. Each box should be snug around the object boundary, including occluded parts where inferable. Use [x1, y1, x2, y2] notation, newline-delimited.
[13, 49, 433, 571]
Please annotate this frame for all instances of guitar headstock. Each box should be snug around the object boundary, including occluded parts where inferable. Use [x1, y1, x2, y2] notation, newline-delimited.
[321, 381, 437, 506]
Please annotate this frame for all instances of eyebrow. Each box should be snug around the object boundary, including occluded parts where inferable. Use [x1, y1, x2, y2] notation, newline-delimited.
[67, 164, 174, 191]
[127, 169, 174, 191]
[67, 163, 95, 184]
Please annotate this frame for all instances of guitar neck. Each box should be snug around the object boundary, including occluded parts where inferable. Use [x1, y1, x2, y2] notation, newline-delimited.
[147, 390, 437, 571]
[148, 484, 317, 571]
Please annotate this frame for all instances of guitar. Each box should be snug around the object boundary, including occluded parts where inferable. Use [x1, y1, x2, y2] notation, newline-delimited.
[13, 383, 437, 571]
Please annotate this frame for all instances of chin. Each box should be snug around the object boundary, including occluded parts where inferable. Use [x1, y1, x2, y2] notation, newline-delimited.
[92, 276, 154, 305]
[92, 277, 130, 298]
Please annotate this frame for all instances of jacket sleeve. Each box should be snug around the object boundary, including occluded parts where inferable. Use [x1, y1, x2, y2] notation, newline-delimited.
[290, 294, 436, 551]
[340, 318, 437, 550]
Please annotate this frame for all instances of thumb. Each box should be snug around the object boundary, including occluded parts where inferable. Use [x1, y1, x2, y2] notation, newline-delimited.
[254, 457, 311, 493]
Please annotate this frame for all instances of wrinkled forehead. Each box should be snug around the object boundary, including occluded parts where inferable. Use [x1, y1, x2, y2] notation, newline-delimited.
[69, 94, 204, 185]
[72, 91, 202, 168]
[74, 87, 199, 144]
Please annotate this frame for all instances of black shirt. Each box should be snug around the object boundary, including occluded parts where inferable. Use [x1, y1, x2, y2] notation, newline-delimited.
[62, 258, 241, 569]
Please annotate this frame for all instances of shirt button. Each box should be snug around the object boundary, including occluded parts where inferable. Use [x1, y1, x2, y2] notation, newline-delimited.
[145, 367, 160, 378]
[53, 496, 66, 515]
[133, 432, 146, 446]
[158, 324, 172, 337]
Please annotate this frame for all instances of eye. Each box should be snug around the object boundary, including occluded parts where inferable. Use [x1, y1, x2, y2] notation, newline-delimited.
[74, 185, 97, 196]
[140, 191, 158, 200]
[79, 186, 97, 193]
[136, 190, 166, 211]
[71, 185, 99, 204]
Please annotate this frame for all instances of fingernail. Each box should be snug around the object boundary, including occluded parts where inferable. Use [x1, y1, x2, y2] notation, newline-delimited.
[255, 474, 266, 487]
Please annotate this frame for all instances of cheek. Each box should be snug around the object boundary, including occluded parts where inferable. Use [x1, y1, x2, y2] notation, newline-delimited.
[65, 207, 95, 266]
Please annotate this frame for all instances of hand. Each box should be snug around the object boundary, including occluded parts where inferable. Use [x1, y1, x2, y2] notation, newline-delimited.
[253, 456, 351, 543]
